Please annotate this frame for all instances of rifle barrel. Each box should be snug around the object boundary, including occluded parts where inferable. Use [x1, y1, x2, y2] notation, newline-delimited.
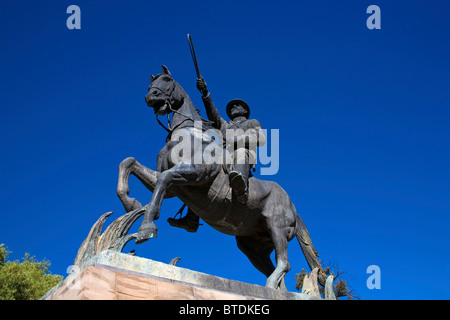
[187, 34, 201, 78]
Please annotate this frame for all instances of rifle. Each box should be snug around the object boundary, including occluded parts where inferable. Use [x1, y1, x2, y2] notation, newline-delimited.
[187, 34, 201, 79]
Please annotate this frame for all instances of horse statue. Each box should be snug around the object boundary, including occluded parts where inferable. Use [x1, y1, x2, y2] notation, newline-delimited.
[117, 65, 325, 290]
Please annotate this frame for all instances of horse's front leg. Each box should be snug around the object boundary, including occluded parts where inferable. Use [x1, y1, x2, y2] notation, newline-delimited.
[117, 157, 166, 212]
[117, 157, 144, 212]
[136, 163, 200, 244]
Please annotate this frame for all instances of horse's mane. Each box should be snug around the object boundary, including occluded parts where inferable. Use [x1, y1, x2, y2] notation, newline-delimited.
[194, 107, 214, 131]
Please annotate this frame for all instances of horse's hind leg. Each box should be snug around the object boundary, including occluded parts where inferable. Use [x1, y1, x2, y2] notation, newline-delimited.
[236, 236, 275, 279]
[265, 211, 295, 290]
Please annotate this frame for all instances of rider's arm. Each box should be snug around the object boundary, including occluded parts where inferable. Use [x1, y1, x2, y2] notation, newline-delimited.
[197, 78, 227, 130]
[246, 119, 266, 147]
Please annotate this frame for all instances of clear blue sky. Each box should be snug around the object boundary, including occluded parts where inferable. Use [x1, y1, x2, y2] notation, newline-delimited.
[1, 0, 449, 300]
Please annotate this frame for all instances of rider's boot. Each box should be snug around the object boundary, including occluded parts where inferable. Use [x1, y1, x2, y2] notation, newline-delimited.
[229, 163, 249, 203]
[167, 208, 200, 233]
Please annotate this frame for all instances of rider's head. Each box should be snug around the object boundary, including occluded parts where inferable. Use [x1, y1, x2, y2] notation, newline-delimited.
[226, 99, 250, 120]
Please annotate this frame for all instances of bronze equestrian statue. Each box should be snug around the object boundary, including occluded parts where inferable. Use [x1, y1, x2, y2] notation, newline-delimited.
[116, 65, 325, 290]
[167, 76, 265, 231]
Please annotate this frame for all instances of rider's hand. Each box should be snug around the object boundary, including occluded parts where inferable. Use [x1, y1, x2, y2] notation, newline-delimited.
[197, 77, 208, 96]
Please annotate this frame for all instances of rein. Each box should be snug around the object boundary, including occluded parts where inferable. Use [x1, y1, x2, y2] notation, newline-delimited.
[150, 81, 212, 138]
[155, 112, 173, 134]
[155, 101, 198, 135]
[151, 83, 197, 134]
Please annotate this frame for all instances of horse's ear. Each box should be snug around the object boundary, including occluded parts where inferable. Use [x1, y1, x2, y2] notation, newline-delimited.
[161, 65, 171, 76]
[150, 74, 155, 82]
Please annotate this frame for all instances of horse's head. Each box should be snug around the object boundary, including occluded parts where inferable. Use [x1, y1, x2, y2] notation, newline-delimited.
[145, 65, 183, 116]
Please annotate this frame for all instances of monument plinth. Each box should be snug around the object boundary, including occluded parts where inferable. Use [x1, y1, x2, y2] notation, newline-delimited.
[42, 251, 315, 300]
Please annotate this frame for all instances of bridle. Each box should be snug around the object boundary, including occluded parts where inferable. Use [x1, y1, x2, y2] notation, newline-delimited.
[149, 82, 197, 134]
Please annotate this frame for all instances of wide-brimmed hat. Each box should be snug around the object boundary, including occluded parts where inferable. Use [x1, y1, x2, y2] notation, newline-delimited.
[226, 99, 250, 119]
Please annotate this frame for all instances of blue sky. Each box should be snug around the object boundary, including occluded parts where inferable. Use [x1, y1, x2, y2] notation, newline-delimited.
[1, 1, 449, 299]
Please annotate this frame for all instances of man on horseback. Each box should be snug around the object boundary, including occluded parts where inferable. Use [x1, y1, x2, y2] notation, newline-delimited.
[167, 77, 265, 232]
[197, 77, 266, 201]
[118, 63, 326, 290]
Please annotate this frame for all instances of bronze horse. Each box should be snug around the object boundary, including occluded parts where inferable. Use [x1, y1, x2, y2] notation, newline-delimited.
[117, 65, 324, 289]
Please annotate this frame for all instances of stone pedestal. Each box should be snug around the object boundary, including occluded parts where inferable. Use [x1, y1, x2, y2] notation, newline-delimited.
[42, 250, 311, 300]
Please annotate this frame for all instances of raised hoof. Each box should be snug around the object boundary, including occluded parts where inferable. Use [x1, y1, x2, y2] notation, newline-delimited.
[135, 236, 149, 245]
[135, 223, 157, 244]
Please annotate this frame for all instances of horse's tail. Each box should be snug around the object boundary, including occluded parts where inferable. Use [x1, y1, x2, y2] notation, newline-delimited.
[294, 210, 327, 286]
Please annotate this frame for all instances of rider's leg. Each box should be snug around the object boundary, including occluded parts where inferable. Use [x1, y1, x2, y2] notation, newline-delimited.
[229, 148, 250, 201]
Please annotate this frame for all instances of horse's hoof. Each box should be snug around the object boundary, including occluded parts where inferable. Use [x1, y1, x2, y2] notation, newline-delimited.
[265, 276, 281, 290]
[135, 223, 158, 244]
[135, 236, 149, 245]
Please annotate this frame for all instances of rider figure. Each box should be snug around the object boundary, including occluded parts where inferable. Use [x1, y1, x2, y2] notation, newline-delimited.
[198, 77, 265, 201]
[167, 77, 266, 232]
